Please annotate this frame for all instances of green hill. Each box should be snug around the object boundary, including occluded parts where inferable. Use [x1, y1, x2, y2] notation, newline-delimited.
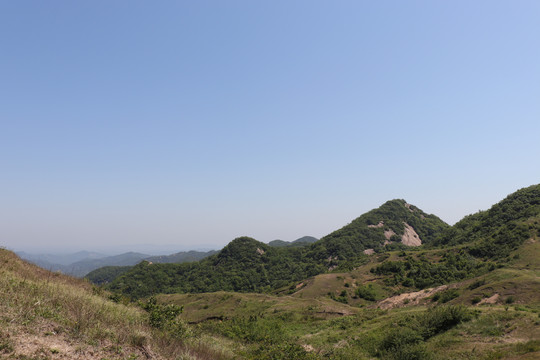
[107, 200, 449, 298]
[108, 237, 326, 298]
[434, 184, 540, 259]
[311, 199, 449, 260]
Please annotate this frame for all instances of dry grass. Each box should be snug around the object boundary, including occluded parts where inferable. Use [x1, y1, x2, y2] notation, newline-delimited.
[0, 248, 231, 360]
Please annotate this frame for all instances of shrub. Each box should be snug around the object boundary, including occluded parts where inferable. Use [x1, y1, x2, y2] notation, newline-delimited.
[141, 296, 184, 331]
[438, 289, 460, 303]
[468, 279, 486, 290]
[415, 305, 474, 339]
[356, 285, 377, 301]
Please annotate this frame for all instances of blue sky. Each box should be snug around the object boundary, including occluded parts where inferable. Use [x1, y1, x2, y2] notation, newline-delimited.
[1, 1, 539, 253]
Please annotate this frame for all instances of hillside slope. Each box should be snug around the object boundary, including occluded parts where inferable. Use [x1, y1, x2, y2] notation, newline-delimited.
[0, 249, 230, 360]
[108, 200, 448, 298]
[108, 237, 326, 298]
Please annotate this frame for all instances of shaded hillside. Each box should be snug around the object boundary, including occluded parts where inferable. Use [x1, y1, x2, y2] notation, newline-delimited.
[0, 249, 230, 360]
[268, 236, 318, 247]
[146, 250, 217, 264]
[108, 237, 326, 299]
[84, 265, 133, 285]
[85, 250, 217, 285]
[434, 184, 540, 259]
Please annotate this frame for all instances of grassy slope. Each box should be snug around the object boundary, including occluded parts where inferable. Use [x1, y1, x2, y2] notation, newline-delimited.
[155, 220, 540, 360]
[0, 249, 233, 360]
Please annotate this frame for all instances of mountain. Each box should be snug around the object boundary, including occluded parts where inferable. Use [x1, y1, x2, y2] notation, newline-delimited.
[268, 236, 318, 247]
[60, 252, 151, 277]
[309, 199, 450, 261]
[107, 237, 326, 298]
[18, 249, 218, 278]
[85, 250, 218, 285]
[145, 249, 217, 263]
[16, 250, 106, 266]
[107, 200, 448, 298]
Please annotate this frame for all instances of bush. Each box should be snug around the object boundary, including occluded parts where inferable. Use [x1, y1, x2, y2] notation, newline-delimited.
[438, 289, 460, 303]
[378, 327, 431, 360]
[471, 297, 481, 305]
[356, 285, 377, 301]
[415, 305, 474, 339]
[141, 296, 184, 332]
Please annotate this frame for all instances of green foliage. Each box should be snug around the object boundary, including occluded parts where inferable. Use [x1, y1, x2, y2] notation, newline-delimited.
[85, 266, 132, 285]
[141, 296, 186, 337]
[468, 278, 486, 290]
[107, 185, 540, 300]
[372, 251, 487, 289]
[378, 327, 430, 360]
[437, 289, 460, 303]
[375, 305, 474, 360]
[109, 237, 328, 298]
[434, 184, 540, 259]
[355, 284, 377, 301]
[311, 199, 449, 261]
[414, 305, 474, 338]
[471, 297, 481, 305]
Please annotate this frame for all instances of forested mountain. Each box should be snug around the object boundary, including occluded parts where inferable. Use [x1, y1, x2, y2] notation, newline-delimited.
[310, 199, 449, 260]
[4, 185, 540, 360]
[106, 186, 540, 300]
[145, 249, 217, 263]
[106, 200, 450, 298]
[108, 237, 326, 298]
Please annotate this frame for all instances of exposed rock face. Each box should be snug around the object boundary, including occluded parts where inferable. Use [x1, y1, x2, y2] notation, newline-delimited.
[401, 223, 422, 246]
[384, 229, 396, 240]
[363, 249, 375, 255]
[256, 248, 265, 255]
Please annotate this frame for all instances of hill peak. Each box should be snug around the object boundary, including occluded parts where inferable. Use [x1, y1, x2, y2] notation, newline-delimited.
[314, 199, 449, 260]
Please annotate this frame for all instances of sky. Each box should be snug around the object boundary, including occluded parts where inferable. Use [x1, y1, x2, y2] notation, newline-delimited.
[1, 1, 539, 254]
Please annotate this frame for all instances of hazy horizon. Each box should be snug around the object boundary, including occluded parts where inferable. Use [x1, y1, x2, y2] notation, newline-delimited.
[2, 2, 539, 253]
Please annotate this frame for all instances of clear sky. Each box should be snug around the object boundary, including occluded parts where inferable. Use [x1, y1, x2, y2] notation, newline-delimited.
[1, 1, 539, 253]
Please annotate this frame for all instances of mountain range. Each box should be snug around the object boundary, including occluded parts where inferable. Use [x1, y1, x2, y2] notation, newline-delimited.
[1, 183, 539, 359]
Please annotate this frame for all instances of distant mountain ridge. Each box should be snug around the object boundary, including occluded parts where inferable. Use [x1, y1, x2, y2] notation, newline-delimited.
[18, 249, 217, 278]
[268, 236, 318, 247]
